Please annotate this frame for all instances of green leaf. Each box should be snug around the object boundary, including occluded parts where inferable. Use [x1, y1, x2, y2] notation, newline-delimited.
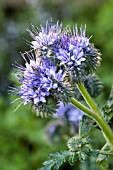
[67, 136, 80, 152]
[68, 152, 78, 166]
[39, 160, 55, 170]
[39, 151, 69, 170]
[79, 115, 91, 138]
[49, 151, 68, 170]
[97, 156, 109, 170]
[91, 149, 99, 157]
[102, 85, 113, 124]
[39, 150, 78, 170]
[79, 152, 86, 161]
[96, 143, 109, 170]
[82, 146, 91, 156]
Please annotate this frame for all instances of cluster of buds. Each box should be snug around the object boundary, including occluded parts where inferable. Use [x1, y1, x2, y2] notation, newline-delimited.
[12, 21, 101, 117]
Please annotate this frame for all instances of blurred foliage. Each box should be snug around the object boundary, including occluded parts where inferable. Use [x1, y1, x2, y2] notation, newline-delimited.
[1, 0, 113, 170]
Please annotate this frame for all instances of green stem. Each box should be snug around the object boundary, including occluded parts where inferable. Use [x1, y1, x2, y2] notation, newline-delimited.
[95, 115, 113, 150]
[70, 83, 113, 151]
[76, 83, 101, 116]
[70, 97, 95, 118]
[99, 151, 113, 156]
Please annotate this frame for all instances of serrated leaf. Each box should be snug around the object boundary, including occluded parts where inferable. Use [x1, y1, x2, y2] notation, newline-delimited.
[39, 150, 79, 170]
[79, 152, 86, 161]
[79, 115, 91, 138]
[97, 155, 109, 170]
[97, 154, 107, 164]
[91, 149, 99, 157]
[96, 143, 109, 169]
[39, 160, 55, 170]
[67, 136, 80, 152]
[102, 86, 113, 124]
[68, 152, 78, 165]
[82, 146, 91, 156]
[39, 151, 69, 170]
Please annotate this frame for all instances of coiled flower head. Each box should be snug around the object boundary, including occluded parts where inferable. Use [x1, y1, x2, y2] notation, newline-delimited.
[28, 22, 101, 83]
[13, 52, 71, 117]
[27, 21, 62, 53]
[56, 25, 101, 82]
[11, 21, 102, 117]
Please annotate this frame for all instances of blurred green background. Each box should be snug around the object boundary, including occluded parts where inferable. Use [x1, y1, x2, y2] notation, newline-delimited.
[0, 0, 113, 169]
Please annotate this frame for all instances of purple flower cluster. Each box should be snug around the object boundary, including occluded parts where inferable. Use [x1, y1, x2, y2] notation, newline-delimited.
[56, 26, 89, 67]
[12, 21, 101, 116]
[14, 55, 69, 116]
[27, 21, 62, 50]
[20, 60, 64, 104]
[28, 22, 101, 83]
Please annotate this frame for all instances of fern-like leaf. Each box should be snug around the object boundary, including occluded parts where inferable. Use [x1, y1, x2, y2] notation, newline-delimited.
[39, 150, 78, 170]
[102, 85, 113, 124]
[79, 115, 91, 138]
[96, 143, 110, 170]
[39, 151, 69, 170]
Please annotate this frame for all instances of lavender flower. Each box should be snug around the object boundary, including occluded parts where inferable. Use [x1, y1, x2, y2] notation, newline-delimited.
[27, 22, 101, 83]
[56, 26, 89, 66]
[11, 21, 102, 117]
[12, 53, 71, 117]
[56, 25, 101, 82]
[27, 21, 62, 51]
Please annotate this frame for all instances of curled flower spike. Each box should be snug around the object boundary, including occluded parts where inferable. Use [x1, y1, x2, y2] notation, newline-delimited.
[27, 21, 101, 83]
[56, 25, 101, 82]
[12, 52, 71, 117]
[11, 21, 102, 117]
[27, 21, 62, 51]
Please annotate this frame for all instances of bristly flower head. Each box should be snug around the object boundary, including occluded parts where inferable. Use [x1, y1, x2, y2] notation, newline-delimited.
[12, 52, 71, 117]
[11, 20, 102, 117]
[27, 21, 62, 52]
[28, 21, 101, 83]
[55, 25, 101, 82]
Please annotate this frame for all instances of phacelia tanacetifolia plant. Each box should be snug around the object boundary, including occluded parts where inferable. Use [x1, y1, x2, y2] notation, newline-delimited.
[11, 21, 113, 170]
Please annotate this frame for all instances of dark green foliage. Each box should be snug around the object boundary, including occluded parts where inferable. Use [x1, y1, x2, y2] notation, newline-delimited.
[73, 75, 103, 100]
[39, 151, 77, 170]
[1, 0, 113, 170]
[40, 116, 93, 170]
[102, 86, 113, 125]
[39, 115, 113, 170]
[67, 116, 92, 162]
[96, 143, 110, 170]
[79, 115, 91, 138]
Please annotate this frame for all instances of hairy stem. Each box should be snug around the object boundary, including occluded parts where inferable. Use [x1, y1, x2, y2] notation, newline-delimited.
[76, 83, 101, 116]
[70, 83, 113, 151]
[70, 97, 94, 118]
[95, 115, 113, 151]
[99, 151, 113, 156]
